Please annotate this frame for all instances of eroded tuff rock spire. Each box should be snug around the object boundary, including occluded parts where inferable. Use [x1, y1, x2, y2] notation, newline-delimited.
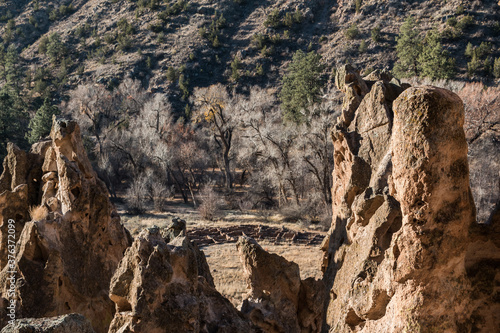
[108, 219, 253, 333]
[322, 66, 499, 332]
[237, 235, 325, 333]
[0, 117, 131, 333]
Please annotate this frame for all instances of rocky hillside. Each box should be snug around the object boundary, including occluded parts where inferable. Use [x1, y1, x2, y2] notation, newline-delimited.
[1, 0, 499, 107]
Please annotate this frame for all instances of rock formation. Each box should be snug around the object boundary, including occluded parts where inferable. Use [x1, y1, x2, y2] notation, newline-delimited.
[0, 118, 131, 333]
[108, 219, 253, 333]
[1, 313, 95, 333]
[468, 124, 500, 224]
[322, 66, 500, 332]
[237, 236, 325, 333]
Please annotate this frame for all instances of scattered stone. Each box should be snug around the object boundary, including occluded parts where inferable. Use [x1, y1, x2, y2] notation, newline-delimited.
[1, 313, 95, 333]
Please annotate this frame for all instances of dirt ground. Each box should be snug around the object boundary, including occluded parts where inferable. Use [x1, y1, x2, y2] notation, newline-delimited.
[118, 200, 326, 307]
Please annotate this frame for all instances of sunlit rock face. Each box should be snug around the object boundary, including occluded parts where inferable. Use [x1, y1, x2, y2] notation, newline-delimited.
[108, 221, 253, 333]
[322, 67, 499, 332]
[0, 118, 131, 333]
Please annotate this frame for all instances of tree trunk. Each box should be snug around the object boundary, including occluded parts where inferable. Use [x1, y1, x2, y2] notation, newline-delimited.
[223, 149, 233, 189]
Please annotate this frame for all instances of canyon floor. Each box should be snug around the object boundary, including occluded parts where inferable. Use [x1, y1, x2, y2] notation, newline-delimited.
[118, 200, 326, 306]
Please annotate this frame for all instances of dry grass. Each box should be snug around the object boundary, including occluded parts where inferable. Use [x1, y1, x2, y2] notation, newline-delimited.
[29, 205, 49, 221]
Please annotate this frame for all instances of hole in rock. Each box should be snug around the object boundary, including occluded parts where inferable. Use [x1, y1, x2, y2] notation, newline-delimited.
[71, 186, 81, 200]
[365, 290, 391, 320]
[346, 308, 365, 330]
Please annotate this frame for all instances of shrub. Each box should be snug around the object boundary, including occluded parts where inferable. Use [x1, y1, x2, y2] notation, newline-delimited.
[476, 42, 491, 58]
[493, 21, 500, 36]
[76, 64, 85, 75]
[293, 9, 303, 24]
[104, 33, 116, 44]
[252, 33, 267, 49]
[256, 63, 264, 76]
[159, 0, 187, 19]
[358, 40, 367, 53]
[125, 175, 149, 214]
[264, 9, 280, 28]
[166, 66, 177, 81]
[447, 17, 457, 27]
[283, 12, 294, 28]
[151, 182, 173, 211]
[494, 57, 500, 78]
[371, 25, 381, 42]
[39, 35, 49, 54]
[117, 34, 132, 51]
[117, 18, 135, 35]
[457, 15, 474, 31]
[345, 23, 359, 39]
[197, 184, 224, 221]
[149, 22, 163, 33]
[29, 205, 49, 221]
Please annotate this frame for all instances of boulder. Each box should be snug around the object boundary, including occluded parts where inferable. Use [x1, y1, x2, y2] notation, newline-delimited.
[0, 118, 131, 333]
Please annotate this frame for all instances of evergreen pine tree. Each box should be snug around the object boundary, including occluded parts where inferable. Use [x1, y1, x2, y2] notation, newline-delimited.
[279, 50, 324, 123]
[465, 42, 474, 58]
[418, 30, 455, 80]
[0, 87, 28, 160]
[27, 98, 60, 144]
[394, 16, 422, 78]
[4, 45, 22, 91]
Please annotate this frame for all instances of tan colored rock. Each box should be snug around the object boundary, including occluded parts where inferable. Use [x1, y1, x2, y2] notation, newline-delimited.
[108, 223, 252, 333]
[323, 80, 500, 332]
[335, 65, 369, 126]
[1, 313, 95, 333]
[0, 118, 131, 333]
[0, 143, 46, 269]
[237, 236, 324, 333]
[238, 236, 301, 333]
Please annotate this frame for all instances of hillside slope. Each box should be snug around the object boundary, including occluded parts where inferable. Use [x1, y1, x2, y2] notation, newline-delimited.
[1, 0, 499, 106]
